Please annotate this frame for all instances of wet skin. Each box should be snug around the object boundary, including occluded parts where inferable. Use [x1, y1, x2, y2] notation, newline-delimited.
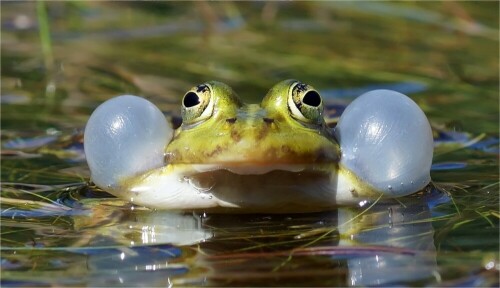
[118, 80, 377, 212]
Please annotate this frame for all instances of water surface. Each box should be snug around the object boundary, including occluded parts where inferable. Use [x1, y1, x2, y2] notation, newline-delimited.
[1, 2, 498, 286]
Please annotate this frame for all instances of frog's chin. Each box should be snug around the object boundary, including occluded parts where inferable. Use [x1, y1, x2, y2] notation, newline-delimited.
[191, 163, 309, 175]
[119, 165, 349, 212]
[114, 163, 380, 212]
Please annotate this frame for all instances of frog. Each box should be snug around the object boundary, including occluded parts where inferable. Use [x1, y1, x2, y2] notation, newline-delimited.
[84, 80, 434, 213]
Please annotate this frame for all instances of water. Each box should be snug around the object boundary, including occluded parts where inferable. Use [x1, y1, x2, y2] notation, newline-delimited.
[1, 2, 498, 286]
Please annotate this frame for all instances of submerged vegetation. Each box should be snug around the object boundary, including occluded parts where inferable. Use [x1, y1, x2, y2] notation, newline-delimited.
[1, 2, 499, 286]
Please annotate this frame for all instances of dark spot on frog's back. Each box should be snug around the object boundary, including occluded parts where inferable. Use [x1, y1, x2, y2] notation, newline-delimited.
[350, 188, 359, 197]
[315, 147, 338, 162]
[164, 151, 177, 163]
[281, 145, 291, 153]
[256, 125, 270, 141]
[230, 129, 241, 142]
[206, 145, 223, 158]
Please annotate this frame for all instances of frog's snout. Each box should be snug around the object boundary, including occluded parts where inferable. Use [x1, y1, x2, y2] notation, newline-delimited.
[224, 116, 275, 126]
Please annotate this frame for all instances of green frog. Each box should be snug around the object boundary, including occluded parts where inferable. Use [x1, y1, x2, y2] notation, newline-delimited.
[84, 80, 434, 212]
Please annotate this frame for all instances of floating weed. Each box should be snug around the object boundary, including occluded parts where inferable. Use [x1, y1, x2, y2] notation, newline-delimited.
[478, 181, 500, 191]
[1, 150, 42, 160]
[230, 237, 311, 253]
[1, 164, 86, 185]
[435, 183, 463, 216]
[1, 2, 498, 286]
[207, 245, 418, 261]
[0, 196, 70, 214]
[353, 214, 454, 235]
[7, 189, 68, 208]
[266, 195, 384, 272]
[434, 133, 487, 157]
[295, 193, 384, 240]
[474, 210, 495, 228]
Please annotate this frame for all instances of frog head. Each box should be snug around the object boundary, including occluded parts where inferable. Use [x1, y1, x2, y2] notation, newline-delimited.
[165, 80, 339, 172]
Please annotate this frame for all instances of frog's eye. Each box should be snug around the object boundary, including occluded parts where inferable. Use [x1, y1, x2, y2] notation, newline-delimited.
[181, 84, 214, 125]
[288, 81, 324, 124]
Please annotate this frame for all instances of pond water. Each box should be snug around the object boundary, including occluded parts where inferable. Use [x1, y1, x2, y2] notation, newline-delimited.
[1, 2, 499, 286]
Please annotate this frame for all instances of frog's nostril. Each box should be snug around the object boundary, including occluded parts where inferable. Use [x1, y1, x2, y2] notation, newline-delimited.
[226, 118, 237, 124]
[263, 117, 274, 124]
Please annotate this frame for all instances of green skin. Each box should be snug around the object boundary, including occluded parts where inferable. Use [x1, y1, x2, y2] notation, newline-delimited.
[166, 80, 339, 165]
[119, 80, 379, 212]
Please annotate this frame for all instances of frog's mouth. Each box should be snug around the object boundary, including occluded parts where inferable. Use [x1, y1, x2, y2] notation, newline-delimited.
[162, 160, 339, 180]
[190, 163, 312, 175]
[126, 163, 344, 213]
[124, 155, 355, 212]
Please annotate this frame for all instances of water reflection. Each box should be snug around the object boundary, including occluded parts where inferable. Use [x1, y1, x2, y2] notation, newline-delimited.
[1, 192, 442, 286]
[133, 211, 213, 246]
[85, 244, 188, 287]
[338, 198, 437, 286]
[122, 195, 437, 286]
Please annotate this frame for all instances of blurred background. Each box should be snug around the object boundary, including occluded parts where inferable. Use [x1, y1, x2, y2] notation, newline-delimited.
[2, 1, 498, 133]
[1, 2, 498, 286]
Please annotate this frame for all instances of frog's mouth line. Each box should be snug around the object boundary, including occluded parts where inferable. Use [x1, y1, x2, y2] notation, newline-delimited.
[189, 163, 336, 175]
[191, 164, 304, 175]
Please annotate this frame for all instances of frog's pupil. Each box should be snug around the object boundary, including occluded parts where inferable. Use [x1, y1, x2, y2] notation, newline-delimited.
[184, 92, 200, 108]
[303, 91, 321, 107]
